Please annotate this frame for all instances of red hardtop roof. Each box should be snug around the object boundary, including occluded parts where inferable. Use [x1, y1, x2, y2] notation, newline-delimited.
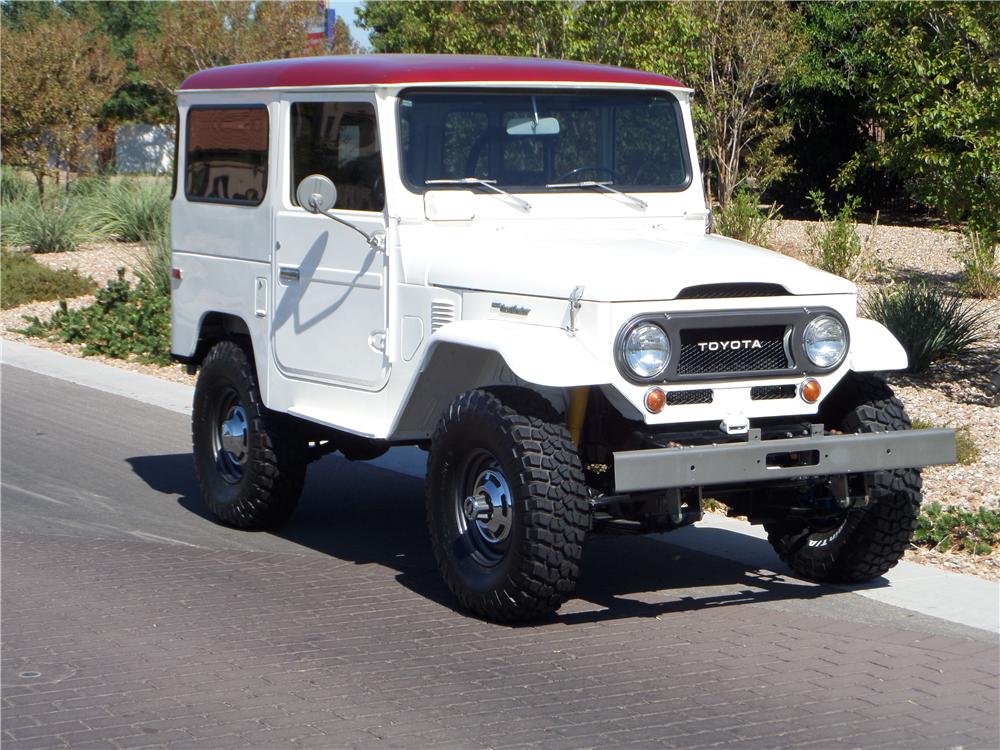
[180, 54, 685, 91]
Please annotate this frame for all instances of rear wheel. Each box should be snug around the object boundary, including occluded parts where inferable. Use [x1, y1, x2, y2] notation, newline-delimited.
[765, 374, 922, 582]
[192, 340, 306, 529]
[426, 388, 589, 622]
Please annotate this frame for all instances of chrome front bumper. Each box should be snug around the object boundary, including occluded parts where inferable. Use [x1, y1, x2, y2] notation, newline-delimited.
[613, 428, 956, 493]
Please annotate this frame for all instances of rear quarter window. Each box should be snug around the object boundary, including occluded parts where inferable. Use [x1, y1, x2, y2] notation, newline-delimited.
[185, 106, 269, 206]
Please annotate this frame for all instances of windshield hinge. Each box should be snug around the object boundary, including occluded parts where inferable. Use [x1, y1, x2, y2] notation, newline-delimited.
[565, 285, 585, 336]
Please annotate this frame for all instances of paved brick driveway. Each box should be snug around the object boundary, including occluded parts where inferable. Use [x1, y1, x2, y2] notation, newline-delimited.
[3, 524, 998, 749]
[2, 366, 998, 749]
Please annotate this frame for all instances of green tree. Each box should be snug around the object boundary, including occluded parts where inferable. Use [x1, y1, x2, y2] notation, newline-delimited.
[785, 1, 999, 231]
[135, 1, 349, 95]
[865, 2, 1000, 233]
[71, 1, 171, 124]
[358, 0, 802, 206]
[1, 13, 125, 195]
[680, 1, 805, 205]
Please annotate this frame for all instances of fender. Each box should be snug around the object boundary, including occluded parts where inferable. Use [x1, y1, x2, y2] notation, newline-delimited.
[850, 317, 908, 372]
[423, 320, 611, 387]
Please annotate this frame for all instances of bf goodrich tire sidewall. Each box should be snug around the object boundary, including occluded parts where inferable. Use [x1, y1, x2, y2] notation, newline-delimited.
[192, 364, 251, 509]
[429, 411, 521, 595]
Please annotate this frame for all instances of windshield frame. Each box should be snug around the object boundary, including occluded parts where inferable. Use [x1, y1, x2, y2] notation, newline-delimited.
[395, 86, 693, 196]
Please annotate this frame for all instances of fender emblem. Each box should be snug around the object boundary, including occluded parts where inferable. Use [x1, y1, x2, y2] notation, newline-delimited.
[697, 339, 763, 352]
[491, 302, 531, 316]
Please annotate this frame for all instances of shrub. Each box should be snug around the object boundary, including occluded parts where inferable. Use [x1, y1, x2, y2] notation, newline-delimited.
[67, 173, 114, 199]
[1, 167, 35, 204]
[89, 179, 170, 243]
[714, 189, 780, 246]
[956, 229, 999, 298]
[20, 267, 172, 365]
[914, 502, 1000, 555]
[805, 191, 876, 280]
[0, 196, 94, 253]
[135, 223, 172, 297]
[1, 249, 96, 308]
[861, 281, 991, 374]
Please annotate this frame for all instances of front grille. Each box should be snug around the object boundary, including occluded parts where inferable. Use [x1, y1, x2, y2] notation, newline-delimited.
[751, 384, 797, 400]
[666, 389, 713, 406]
[676, 283, 788, 299]
[677, 325, 789, 375]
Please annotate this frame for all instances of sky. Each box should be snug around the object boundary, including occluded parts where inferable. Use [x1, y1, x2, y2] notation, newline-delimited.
[329, 1, 371, 49]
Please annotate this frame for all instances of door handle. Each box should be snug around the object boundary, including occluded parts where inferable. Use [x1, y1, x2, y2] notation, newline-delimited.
[279, 266, 300, 282]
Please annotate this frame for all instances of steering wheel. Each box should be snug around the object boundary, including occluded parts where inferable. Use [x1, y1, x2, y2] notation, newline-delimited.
[554, 166, 617, 182]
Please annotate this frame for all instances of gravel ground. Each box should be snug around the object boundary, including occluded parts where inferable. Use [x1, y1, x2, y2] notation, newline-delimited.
[3, 225, 998, 578]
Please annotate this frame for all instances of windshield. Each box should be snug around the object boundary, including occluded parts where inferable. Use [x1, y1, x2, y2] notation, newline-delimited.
[398, 89, 690, 192]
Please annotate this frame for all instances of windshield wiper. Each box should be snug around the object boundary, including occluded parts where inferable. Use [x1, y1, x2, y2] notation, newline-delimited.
[425, 177, 531, 212]
[545, 180, 647, 211]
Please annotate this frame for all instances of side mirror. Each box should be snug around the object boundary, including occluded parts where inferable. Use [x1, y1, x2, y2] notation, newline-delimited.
[296, 174, 337, 213]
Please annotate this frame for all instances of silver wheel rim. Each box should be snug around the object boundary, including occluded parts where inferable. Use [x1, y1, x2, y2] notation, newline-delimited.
[213, 391, 248, 484]
[456, 452, 514, 565]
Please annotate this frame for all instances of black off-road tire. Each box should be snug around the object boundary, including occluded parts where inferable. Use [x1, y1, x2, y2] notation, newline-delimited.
[765, 373, 922, 582]
[426, 388, 590, 622]
[192, 340, 306, 529]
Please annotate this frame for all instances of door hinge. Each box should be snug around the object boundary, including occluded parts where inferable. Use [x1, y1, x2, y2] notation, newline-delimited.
[254, 277, 267, 317]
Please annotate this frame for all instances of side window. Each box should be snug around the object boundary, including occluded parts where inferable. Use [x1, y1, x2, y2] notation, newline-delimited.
[185, 106, 268, 205]
[291, 101, 384, 212]
[170, 108, 179, 199]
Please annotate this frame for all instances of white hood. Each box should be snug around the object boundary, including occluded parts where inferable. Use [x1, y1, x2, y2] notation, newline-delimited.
[425, 227, 855, 301]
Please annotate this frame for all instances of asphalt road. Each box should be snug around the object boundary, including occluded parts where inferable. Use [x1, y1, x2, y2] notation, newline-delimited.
[2, 363, 998, 749]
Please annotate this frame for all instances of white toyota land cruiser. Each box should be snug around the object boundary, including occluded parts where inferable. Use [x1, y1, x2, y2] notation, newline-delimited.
[172, 55, 956, 622]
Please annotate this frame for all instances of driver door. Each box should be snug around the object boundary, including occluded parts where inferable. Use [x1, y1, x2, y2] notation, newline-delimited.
[272, 95, 389, 389]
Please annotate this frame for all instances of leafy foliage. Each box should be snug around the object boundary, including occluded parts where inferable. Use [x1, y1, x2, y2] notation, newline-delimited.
[805, 192, 874, 280]
[0, 12, 124, 196]
[88, 179, 170, 243]
[713, 189, 780, 246]
[20, 268, 172, 365]
[785, 2, 1000, 230]
[358, 1, 802, 207]
[861, 282, 991, 374]
[135, 1, 333, 95]
[915, 502, 1000, 556]
[1, 249, 96, 309]
[1, 197, 95, 253]
[956, 229, 999, 299]
[864, 3, 1000, 234]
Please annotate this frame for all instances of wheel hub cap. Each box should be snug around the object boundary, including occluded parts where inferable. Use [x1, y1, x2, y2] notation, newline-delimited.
[466, 467, 512, 544]
[219, 405, 248, 466]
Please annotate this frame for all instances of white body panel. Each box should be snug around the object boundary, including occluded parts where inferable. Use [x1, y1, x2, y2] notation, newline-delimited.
[171, 78, 909, 443]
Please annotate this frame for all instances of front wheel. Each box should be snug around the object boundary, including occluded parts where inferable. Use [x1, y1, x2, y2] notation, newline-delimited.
[766, 374, 922, 582]
[426, 388, 589, 622]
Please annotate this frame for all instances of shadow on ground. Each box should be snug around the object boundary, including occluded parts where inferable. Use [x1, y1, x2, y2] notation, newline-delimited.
[128, 449, 862, 625]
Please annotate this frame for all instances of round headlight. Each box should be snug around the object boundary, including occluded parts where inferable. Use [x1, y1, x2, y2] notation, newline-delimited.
[804, 315, 847, 368]
[623, 323, 670, 378]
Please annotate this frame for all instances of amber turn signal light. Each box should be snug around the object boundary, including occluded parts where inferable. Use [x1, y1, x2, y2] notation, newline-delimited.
[800, 378, 821, 404]
[645, 387, 666, 413]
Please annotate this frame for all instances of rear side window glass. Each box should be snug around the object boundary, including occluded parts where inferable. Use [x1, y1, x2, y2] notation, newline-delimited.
[170, 108, 179, 199]
[185, 106, 268, 205]
[291, 102, 384, 212]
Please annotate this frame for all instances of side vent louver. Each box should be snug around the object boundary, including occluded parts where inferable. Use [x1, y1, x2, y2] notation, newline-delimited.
[431, 300, 456, 332]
